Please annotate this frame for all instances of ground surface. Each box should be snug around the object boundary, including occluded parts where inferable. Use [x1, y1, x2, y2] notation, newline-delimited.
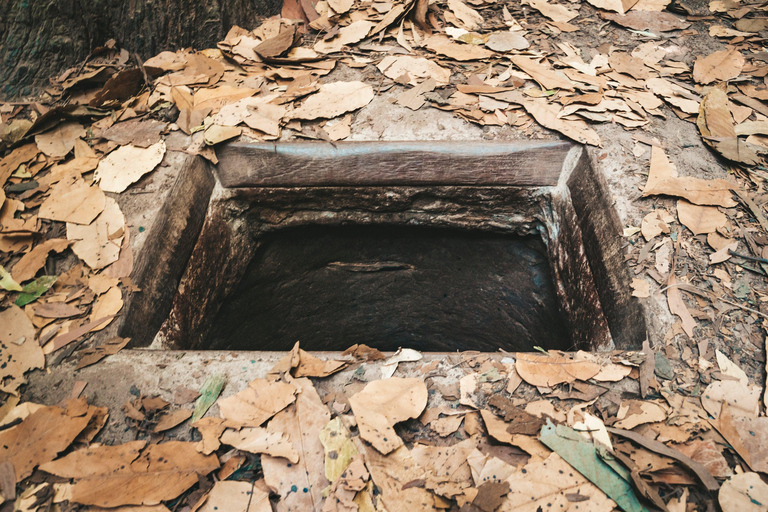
[2, 0, 768, 510]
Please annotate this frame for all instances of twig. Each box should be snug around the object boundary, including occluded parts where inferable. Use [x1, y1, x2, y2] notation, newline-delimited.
[729, 250, 768, 266]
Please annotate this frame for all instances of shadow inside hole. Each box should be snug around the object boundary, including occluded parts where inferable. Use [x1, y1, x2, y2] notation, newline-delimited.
[202, 224, 572, 352]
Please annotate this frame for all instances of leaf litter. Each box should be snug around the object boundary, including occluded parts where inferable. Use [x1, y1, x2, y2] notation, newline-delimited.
[4, 0, 768, 510]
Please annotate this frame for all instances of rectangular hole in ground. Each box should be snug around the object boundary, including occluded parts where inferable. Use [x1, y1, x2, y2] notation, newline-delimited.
[202, 224, 572, 352]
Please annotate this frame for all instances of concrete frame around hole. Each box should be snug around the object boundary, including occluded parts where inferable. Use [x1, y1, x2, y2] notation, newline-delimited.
[118, 140, 646, 352]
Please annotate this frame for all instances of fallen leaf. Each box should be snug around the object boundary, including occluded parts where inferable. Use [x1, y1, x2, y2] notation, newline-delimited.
[642, 176, 737, 207]
[76, 337, 131, 369]
[89, 285, 123, 331]
[0, 305, 44, 393]
[586, 0, 638, 14]
[447, 0, 484, 30]
[0, 403, 94, 482]
[59, 441, 218, 507]
[197, 481, 271, 512]
[0, 264, 22, 292]
[378, 56, 451, 86]
[613, 401, 667, 429]
[40, 440, 146, 478]
[381, 347, 422, 378]
[641, 209, 673, 240]
[220, 427, 299, 462]
[190, 375, 226, 423]
[510, 55, 575, 91]
[601, 11, 691, 32]
[217, 378, 298, 426]
[677, 200, 726, 235]
[426, 35, 495, 61]
[67, 197, 125, 269]
[504, 452, 616, 511]
[719, 472, 768, 512]
[94, 141, 166, 193]
[349, 377, 428, 454]
[319, 417, 359, 483]
[485, 32, 529, 51]
[693, 49, 745, 85]
[522, 0, 579, 22]
[203, 125, 241, 145]
[314, 21, 376, 53]
[153, 409, 192, 432]
[674, 439, 732, 478]
[515, 352, 601, 387]
[35, 122, 87, 158]
[291, 81, 374, 120]
[701, 380, 761, 418]
[667, 275, 697, 338]
[11, 239, 70, 283]
[38, 178, 106, 225]
[262, 378, 330, 512]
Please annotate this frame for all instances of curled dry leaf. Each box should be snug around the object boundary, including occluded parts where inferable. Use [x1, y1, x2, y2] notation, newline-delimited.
[522, 0, 578, 22]
[349, 377, 428, 454]
[197, 481, 271, 512]
[641, 208, 673, 241]
[642, 176, 737, 207]
[11, 238, 70, 283]
[34, 122, 87, 158]
[378, 56, 452, 86]
[515, 352, 601, 387]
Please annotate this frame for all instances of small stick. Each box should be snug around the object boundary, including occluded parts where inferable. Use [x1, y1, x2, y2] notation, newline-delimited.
[729, 249, 768, 266]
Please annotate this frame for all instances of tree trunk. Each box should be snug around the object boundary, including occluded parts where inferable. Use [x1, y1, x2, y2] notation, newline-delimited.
[0, 0, 281, 99]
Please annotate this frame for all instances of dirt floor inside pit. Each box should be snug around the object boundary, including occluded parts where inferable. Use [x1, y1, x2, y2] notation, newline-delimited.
[3, 0, 768, 511]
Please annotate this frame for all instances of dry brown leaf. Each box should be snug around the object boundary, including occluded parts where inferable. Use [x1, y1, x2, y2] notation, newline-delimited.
[94, 141, 166, 193]
[631, 278, 651, 298]
[485, 32, 529, 52]
[197, 481, 271, 512]
[586, 0, 638, 14]
[667, 275, 697, 337]
[314, 20, 375, 53]
[217, 378, 298, 426]
[675, 439, 732, 478]
[646, 77, 700, 114]
[11, 238, 70, 283]
[220, 427, 299, 462]
[291, 81, 374, 120]
[99, 118, 166, 148]
[641, 208, 673, 241]
[67, 197, 126, 269]
[719, 472, 768, 512]
[40, 441, 147, 478]
[510, 56, 575, 91]
[348, 377, 428, 454]
[504, 453, 616, 511]
[515, 352, 601, 387]
[0, 403, 94, 482]
[614, 400, 667, 429]
[522, 0, 578, 22]
[426, 35, 494, 61]
[693, 49, 745, 85]
[677, 200, 726, 235]
[447, 0, 484, 30]
[378, 56, 451, 86]
[153, 409, 192, 433]
[702, 380, 761, 418]
[698, 86, 761, 165]
[262, 378, 330, 512]
[0, 305, 44, 393]
[35, 122, 87, 158]
[59, 441, 219, 507]
[90, 285, 123, 331]
[642, 176, 737, 207]
[38, 178, 106, 225]
[601, 11, 691, 32]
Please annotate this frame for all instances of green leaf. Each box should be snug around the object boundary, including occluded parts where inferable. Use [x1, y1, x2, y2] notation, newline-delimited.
[539, 421, 649, 512]
[14, 275, 58, 306]
[191, 375, 226, 423]
[0, 265, 22, 291]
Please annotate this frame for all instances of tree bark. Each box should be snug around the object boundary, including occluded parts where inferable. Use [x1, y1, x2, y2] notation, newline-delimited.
[0, 0, 281, 99]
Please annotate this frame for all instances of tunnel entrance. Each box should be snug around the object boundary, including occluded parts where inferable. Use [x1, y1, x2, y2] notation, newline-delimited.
[119, 140, 646, 353]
